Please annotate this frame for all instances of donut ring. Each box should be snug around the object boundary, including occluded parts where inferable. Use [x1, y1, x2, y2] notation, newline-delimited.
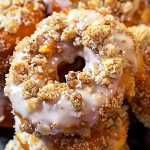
[0, 0, 46, 73]
[5, 8, 141, 136]
[129, 25, 150, 128]
[43, 0, 146, 26]
[6, 106, 129, 150]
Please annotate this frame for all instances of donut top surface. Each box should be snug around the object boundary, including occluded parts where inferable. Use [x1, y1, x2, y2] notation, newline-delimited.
[5, 9, 138, 135]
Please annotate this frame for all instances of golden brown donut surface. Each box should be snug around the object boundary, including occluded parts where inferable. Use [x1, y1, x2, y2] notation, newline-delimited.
[0, 0, 46, 73]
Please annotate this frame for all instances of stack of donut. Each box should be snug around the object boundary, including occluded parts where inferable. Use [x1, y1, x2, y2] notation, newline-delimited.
[1, 0, 150, 150]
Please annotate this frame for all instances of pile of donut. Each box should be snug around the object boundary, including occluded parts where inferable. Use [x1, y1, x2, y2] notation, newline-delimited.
[0, 0, 149, 150]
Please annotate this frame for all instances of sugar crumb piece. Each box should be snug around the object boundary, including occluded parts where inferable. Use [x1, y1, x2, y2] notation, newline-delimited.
[21, 80, 40, 100]
[73, 37, 82, 47]
[13, 61, 29, 75]
[66, 71, 78, 89]
[70, 92, 82, 111]
[104, 57, 123, 79]
[31, 55, 47, 66]
[82, 24, 111, 49]
[38, 83, 60, 101]
[46, 12, 67, 31]
[26, 98, 40, 112]
[95, 71, 111, 86]
[61, 27, 76, 41]
[78, 71, 92, 84]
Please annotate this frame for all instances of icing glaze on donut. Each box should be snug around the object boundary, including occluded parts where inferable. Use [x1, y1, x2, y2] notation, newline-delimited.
[5, 9, 138, 135]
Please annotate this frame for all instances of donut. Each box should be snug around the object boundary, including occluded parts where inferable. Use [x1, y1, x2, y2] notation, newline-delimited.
[5, 106, 129, 150]
[129, 25, 150, 128]
[4, 8, 142, 136]
[0, 0, 46, 73]
[43, 0, 146, 26]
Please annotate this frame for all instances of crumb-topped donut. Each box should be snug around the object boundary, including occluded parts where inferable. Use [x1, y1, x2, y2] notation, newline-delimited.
[129, 25, 150, 128]
[43, 0, 146, 26]
[7, 106, 129, 150]
[0, 0, 46, 73]
[5, 8, 141, 136]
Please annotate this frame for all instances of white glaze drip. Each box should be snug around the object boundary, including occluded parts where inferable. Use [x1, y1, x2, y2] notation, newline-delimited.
[113, 32, 138, 73]
[68, 9, 101, 25]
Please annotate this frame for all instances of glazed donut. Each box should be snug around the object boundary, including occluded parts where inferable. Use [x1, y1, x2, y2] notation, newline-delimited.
[0, 0, 46, 73]
[5, 106, 129, 150]
[129, 25, 150, 128]
[5, 8, 141, 136]
[43, 0, 146, 26]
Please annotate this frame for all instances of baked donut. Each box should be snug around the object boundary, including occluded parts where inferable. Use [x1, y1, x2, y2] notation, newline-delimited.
[5, 8, 141, 136]
[5, 106, 129, 150]
[43, 0, 146, 26]
[0, 0, 46, 73]
[129, 25, 150, 128]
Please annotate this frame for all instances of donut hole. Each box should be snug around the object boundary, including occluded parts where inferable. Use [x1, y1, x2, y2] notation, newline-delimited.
[57, 56, 85, 83]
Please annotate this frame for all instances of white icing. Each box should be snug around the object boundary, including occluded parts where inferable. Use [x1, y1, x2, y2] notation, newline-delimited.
[68, 9, 101, 25]
[113, 32, 138, 72]
[8, 9, 137, 135]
